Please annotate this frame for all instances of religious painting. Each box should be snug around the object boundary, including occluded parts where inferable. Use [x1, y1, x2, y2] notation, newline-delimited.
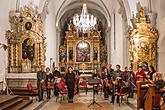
[76, 41, 90, 62]
[22, 38, 35, 62]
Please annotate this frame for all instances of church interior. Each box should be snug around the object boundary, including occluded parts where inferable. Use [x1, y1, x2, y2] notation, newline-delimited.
[0, 0, 165, 110]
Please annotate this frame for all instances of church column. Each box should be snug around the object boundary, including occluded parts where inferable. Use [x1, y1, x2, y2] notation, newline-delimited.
[118, 0, 129, 67]
[55, 28, 60, 67]
[106, 27, 111, 64]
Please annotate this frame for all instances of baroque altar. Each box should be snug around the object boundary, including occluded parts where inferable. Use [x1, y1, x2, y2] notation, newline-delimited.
[129, 7, 158, 71]
[6, 5, 46, 73]
[59, 21, 107, 72]
[4, 2, 49, 88]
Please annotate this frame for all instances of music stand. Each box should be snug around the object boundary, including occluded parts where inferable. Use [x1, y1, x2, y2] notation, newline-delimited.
[88, 78, 102, 107]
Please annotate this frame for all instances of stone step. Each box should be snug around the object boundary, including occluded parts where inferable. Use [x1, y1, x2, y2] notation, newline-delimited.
[10, 99, 32, 110]
[0, 97, 23, 110]
[0, 95, 19, 106]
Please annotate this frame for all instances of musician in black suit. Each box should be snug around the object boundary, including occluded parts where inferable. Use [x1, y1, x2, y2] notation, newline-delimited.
[37, 65, 47, 101]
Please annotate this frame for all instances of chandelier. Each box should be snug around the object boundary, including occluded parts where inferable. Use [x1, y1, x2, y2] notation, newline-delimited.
[73, 3, 97, 33]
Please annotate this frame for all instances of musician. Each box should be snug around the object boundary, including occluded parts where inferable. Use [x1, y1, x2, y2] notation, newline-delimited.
[135, 66, 146, 81]
[107, 64, 114, 75]
[53, 66, 61, 78]
[92, 68, 100, 95]
[45, 67, 53, 99]
[111, 64, 123, 103]
[121, 67, 129, 82]
[92, 68, 100, 79]
[65, 66, 75, 103]
[74, 70, 80, 94]
[127, 67, 135, 98]
[101, 67, 111, 100]
[147, 65, 156, 80]
[37, 65, 47, 102]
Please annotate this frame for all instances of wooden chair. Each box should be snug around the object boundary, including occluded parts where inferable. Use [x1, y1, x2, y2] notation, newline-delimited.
[118, 86, 129, 106]
[57, 88, 67, 103]
[79, 80, 88, 95]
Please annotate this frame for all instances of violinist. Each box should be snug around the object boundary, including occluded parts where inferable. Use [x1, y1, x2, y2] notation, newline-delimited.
[45, 67, 53, 99]
[135, 66, 146, 82]
[101, 67, 111, 100]
[127, 67, 135, 98]
[111, 65, 123, 104]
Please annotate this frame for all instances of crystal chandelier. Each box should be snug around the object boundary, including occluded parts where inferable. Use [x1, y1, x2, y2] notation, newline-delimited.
[73, 3, 97, 33]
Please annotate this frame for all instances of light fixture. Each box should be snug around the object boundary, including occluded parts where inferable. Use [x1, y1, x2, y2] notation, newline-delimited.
[73, 2, 97, 33]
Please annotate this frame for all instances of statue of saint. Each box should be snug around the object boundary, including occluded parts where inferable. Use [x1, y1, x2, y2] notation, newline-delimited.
[93, 47, 98, 60]
[22, 38, 34, 62]
[59, 46, 66, 62]
[69, 48, 73, 61]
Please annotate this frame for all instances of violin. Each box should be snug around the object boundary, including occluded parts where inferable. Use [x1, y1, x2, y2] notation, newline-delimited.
[104, 78, 112, 89]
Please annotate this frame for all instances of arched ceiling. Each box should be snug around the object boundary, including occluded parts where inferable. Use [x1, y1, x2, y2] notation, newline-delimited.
[55, 0, 111, 29]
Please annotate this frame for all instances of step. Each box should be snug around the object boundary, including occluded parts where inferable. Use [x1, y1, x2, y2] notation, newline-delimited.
[0, 95, 19, 106]
[13, 91, 31, 95]
[10, 99, 32, 110]
[0, 98, 23, 110]
[19, 96, 31, 100]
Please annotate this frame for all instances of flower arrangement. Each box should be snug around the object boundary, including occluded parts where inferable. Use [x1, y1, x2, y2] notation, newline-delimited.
[41, 80, 46, 90]
[47, 81, 53, 89]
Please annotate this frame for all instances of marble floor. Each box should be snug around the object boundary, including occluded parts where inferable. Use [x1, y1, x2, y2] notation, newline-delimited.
[23, 92, 137, 110]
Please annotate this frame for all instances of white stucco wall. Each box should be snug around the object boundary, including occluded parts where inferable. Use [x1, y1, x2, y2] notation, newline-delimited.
[0, 0, 10, 82]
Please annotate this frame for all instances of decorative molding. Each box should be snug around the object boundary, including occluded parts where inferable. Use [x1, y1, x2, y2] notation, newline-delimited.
[7, 73, 36, 79]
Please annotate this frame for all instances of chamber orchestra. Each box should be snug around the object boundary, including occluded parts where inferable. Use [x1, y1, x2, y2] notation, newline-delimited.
[36, 64, 165, 109]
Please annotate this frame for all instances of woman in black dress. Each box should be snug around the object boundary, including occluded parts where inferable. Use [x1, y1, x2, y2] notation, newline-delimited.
[45, 67, 53, 99]
[65, 66, 75, 103]
[92, 68, 100, 95]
